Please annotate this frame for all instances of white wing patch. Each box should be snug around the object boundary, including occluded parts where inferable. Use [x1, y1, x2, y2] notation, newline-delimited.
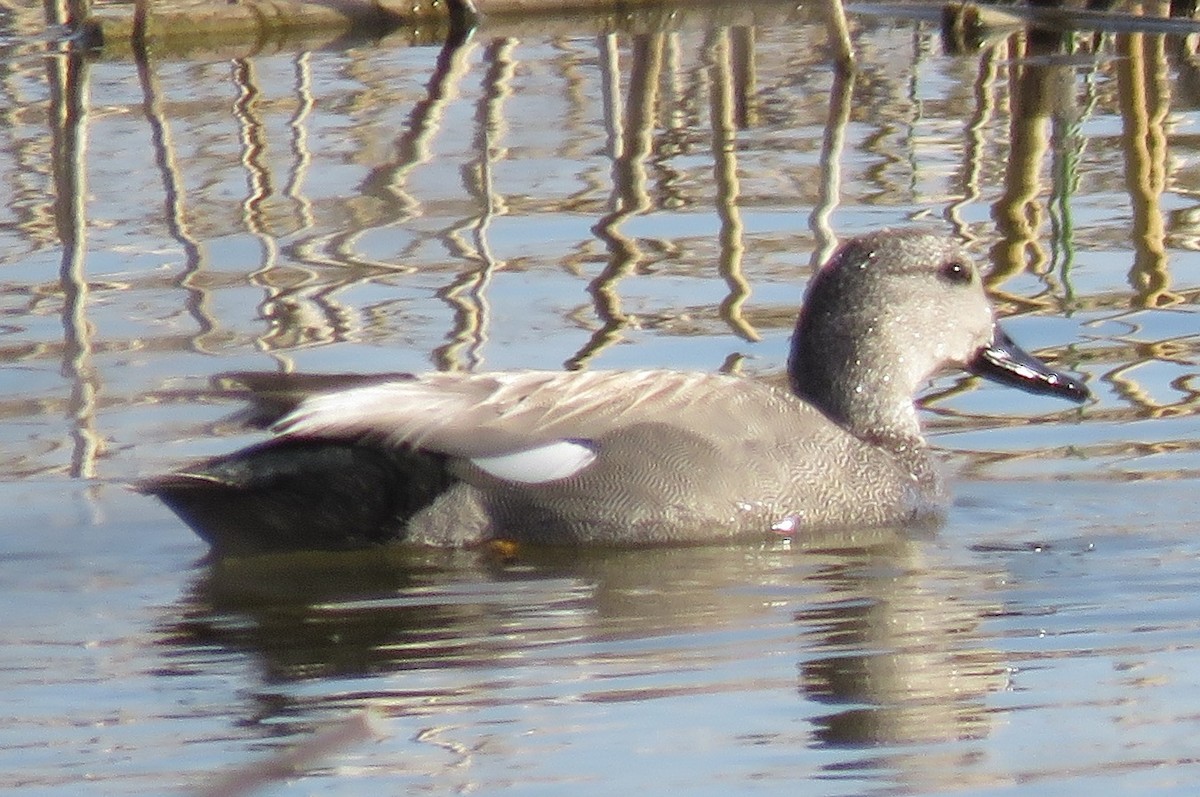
[468, 440, 597, 484]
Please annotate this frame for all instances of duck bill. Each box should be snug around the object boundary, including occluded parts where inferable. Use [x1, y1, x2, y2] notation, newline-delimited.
[968, 326, 1090, 403]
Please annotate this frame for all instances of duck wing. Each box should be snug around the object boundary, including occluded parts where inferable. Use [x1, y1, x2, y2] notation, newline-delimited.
[272, 369, 764, 464]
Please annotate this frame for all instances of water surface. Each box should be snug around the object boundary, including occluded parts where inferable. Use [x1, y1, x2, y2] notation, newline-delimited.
[4, 2, 1200, 794]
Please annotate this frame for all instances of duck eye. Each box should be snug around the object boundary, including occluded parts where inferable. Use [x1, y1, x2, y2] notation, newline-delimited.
[938, 260, 972, 285]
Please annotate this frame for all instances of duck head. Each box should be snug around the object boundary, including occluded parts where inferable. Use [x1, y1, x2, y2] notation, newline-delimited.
[789, 230, 1088, 442]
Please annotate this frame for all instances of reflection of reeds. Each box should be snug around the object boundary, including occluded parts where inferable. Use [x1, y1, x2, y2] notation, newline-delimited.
[708, 27, 758, 343]
[570, 32, 662, 369]
[49, 52, 102, 479]
[810, 56, 853, 268]
[572, 23, 774, 365]
[105, 5, 840, 371]
[22, 2, 1200, 479]
[136, 42, 216, 350]
[1118, 15, 1179, 309]
[978, 3, 1180, 317]
[434, 37, 517, 371]
[260, 35, 484, 357]
[360, 32, 474, 225]
[990, 30, 1057, 282]
[817, 0, 854, 68]
[946, 38, 1001, 240]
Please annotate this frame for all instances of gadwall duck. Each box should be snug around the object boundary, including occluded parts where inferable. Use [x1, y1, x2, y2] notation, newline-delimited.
[142, 229, 1088, 555]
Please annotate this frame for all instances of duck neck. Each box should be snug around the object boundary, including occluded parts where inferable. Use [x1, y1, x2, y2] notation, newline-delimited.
[788, 327, 928, 453]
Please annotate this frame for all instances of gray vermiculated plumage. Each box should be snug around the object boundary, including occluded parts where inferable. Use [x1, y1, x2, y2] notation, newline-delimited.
[139, 229, 1089, 555]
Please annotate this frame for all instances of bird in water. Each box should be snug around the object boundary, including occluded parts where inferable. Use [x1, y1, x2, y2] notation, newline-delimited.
[139, 229, 1088, 556]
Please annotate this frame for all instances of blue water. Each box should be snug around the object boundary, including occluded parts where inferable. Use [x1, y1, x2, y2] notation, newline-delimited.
[4, 2, 1200, 794]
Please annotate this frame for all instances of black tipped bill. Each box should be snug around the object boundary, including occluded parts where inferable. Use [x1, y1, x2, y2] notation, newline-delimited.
[968, 326, 1090, 403]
